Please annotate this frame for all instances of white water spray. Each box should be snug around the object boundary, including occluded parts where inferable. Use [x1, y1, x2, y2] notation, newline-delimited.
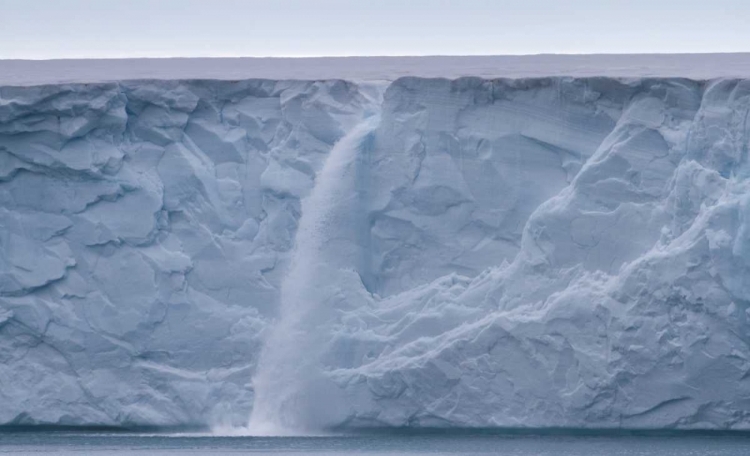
[247, 115, 380, 435]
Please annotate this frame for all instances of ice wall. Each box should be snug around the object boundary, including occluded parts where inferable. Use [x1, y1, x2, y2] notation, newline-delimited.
[0, 79, 379, 427]
[0, 76, 749, 431]
[326, 78, 750, 430]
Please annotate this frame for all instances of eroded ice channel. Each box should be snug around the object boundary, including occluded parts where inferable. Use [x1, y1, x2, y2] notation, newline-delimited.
[1, 70, 750, 432]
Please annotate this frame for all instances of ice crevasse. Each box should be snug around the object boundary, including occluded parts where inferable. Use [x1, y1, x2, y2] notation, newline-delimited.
[0, 76, 749, 431]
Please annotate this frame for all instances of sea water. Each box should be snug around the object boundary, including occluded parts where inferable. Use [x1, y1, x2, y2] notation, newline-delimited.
[1, 431, 748, 455]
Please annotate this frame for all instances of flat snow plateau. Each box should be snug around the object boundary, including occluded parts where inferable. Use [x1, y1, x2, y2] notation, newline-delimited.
[1, 55, 750, 432]
[4, 54, 750, 84]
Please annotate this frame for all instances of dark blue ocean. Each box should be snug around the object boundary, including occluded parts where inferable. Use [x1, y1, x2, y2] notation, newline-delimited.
[1, 431, 748, 455]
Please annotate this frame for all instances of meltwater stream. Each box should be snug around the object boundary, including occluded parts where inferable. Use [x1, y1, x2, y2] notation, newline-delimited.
[247, 116, 380, 435]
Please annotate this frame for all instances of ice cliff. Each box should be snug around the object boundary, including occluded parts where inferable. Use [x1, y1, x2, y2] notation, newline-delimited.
[1, 75, 749, 431]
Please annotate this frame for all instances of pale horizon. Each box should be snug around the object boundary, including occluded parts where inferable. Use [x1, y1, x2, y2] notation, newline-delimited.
[6, 51, 750, 62]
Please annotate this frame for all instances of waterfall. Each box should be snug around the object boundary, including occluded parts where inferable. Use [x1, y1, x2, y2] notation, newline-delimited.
[247, 115, 380, 435]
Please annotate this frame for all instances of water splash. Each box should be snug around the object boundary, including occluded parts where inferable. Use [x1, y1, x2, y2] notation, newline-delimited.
[247, 116, 380, 435]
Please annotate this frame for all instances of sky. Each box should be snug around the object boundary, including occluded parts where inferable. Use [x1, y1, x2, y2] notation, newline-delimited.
[1, 0, 749, 59]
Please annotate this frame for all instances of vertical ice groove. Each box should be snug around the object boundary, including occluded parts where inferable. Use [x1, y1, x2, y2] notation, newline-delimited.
[247, 115, 381, 435]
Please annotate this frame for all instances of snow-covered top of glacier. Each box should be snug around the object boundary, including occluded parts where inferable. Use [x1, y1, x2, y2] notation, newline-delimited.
[3, 54, 750, 85]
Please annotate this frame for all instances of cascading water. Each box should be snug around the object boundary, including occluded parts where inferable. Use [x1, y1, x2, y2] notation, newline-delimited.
[247, 115, 381, 435]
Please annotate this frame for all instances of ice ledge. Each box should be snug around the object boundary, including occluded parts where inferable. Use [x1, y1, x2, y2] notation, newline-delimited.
[4, 53, 750, 86]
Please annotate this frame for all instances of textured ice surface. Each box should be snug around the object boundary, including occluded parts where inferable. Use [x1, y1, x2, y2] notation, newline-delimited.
[1, 66, 750, 431]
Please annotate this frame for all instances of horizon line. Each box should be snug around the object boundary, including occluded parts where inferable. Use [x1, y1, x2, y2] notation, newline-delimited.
[4, 51, 750, 62]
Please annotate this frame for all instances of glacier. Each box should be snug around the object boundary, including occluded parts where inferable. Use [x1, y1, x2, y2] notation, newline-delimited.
[1, 68, 750, 432]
